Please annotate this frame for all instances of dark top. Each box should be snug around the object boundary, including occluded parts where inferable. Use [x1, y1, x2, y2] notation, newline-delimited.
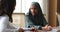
[25, 14, 48, 30]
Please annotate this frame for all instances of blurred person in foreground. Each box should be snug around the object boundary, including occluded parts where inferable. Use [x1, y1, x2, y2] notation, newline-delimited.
[0, 0, 24, 32]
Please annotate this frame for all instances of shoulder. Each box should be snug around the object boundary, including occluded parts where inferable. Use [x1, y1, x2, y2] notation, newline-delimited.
[0, 15, 9, 23]
[0, 15, 9, 20]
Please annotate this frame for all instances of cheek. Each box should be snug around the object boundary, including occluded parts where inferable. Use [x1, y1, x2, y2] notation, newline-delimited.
[31, 9, 38, 13]
[31, 9, 34, 13]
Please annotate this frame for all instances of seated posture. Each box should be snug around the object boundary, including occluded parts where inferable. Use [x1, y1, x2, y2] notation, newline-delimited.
[25, 2, 52, 31]
[0, 0, 24, 32]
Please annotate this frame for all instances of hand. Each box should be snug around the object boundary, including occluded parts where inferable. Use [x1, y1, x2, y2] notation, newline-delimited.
[47, 26, 52, 31]
[30, 27, 38, 32]
[42, 25, 48, 31]
[18, 28, 24, 32]
[42, 25, 52, 31]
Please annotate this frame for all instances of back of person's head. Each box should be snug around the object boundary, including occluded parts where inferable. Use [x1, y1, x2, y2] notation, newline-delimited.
[0, 0, 16, 22]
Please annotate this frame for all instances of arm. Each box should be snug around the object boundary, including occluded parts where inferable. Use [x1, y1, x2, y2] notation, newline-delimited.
[42, 16, 48, 26]
[38, 16, 48, 30]
[38, 16, 52, 30]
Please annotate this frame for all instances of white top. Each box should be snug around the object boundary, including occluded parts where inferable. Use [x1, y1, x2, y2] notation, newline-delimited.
[0, 15, 19, 32]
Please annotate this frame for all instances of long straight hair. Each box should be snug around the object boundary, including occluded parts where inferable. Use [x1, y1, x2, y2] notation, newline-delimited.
[0, 0, 16, 22]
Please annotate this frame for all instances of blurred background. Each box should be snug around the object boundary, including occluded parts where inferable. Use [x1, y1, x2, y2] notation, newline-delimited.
[12, 0, 60, 28]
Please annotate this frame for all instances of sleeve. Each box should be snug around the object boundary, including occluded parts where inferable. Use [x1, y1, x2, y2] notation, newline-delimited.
[0, 16, 19, 32]
[37, 16, 48, 30]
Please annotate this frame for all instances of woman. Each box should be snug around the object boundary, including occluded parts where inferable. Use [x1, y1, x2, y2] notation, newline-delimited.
[26, 2, 52, 31]
[0, 0, 24, 32]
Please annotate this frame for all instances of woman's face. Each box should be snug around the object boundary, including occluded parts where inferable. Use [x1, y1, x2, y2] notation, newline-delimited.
[30, 5, 38, 15]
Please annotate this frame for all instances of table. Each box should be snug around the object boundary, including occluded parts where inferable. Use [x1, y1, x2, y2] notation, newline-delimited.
[24, 29, 60, 32]
[4, 26, 60, 32]
[24, 26, 60, 32]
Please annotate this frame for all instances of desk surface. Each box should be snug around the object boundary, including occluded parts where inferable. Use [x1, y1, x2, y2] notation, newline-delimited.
[24, 26, 60, 32]
[24, 29, 60, 32]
